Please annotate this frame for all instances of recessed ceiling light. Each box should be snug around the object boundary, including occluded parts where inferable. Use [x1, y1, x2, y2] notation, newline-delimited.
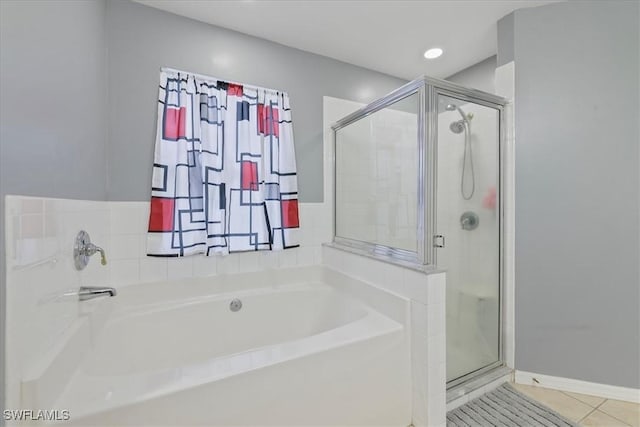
[424, 48, 444, 59]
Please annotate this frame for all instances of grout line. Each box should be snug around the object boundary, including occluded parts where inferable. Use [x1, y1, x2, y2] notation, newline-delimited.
[578, 405, 600, 424]
[593, 400, 607, 410]
[559, 390, 606, 409]
[577, 399, 634, 427]
[596, 401, 635, 427]
[519, 387, 598, 425]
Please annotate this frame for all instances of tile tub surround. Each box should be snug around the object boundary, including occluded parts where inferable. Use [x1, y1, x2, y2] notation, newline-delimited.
[3, 195, 331, 414]
[322, 244, 447, 427]
[4, 196, 111, 411]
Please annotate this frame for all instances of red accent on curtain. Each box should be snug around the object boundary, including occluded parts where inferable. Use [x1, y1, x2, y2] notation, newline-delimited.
[257, 104, 280, 137]
[164, 107, 186, 140]
[227, 84, 243, 97]
[281, 200, 299, 228]
[241, 161, 259, 191]
[148, 197, 175, 232]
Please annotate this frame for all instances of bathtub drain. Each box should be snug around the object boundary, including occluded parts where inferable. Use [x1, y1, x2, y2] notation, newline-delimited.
[229, 299, 242, 312]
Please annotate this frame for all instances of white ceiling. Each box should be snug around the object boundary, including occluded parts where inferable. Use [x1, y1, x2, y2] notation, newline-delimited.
[136, 0, 558, 80]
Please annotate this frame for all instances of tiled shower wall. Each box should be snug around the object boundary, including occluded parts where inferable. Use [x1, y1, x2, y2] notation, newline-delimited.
[336, 106, 418, 251]
[3, 195, 330, 409]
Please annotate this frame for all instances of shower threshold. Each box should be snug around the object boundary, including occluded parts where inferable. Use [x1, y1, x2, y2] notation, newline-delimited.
[446, 365, 513, 411]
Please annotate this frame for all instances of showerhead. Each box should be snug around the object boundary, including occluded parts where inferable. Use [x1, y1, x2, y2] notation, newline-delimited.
[446, 102, 471, 134]
[450, 120, 466, 134]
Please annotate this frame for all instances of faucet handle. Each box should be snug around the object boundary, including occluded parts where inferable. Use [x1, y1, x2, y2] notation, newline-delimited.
[87, 243, 107, 265]
[99, 247, 107, 265]
[74, 231, 107, 270]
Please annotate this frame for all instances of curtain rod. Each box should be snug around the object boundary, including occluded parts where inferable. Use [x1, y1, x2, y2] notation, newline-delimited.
[160, 67, 285, 94]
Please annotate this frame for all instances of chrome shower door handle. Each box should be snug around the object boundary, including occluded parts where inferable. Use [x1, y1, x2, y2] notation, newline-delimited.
[433, 234, 445, 248]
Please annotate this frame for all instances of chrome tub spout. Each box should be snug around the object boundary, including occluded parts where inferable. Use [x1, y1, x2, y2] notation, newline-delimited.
[78, 286, 117, 302]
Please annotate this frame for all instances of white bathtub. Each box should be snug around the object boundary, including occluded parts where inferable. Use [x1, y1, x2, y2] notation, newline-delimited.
[37, 266, 410, 426]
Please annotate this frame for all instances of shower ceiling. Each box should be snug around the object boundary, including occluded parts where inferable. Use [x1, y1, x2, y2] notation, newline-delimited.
[135, 0, 559, 80]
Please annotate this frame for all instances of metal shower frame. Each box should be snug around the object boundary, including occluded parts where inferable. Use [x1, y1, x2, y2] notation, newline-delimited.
[331, 75, 508, 387]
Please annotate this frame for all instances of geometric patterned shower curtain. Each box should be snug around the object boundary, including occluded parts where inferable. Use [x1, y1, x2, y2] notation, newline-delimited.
[147, 70, 299, 256]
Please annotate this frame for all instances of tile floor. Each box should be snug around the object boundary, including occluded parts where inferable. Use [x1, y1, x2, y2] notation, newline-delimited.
[512, 383, 640, 427]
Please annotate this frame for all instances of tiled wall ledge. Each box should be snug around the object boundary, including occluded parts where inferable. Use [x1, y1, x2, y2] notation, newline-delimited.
[323, 241, 445, 276]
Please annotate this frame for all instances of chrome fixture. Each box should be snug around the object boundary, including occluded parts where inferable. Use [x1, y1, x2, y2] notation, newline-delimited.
[460, 211, 479, 231]
[331, 76, 507, 392]
[446, 103, 471, 121]
[230, 299, 243, 312]
[449, 120, 466, 134]
[74, 230, 107, 270]
[78, 286, 117, 301]
[446, 103, 475, 200]
[331, 75, 507, 267]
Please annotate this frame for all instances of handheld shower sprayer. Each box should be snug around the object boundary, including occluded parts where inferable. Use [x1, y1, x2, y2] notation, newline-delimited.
[446, 103, 475, 200]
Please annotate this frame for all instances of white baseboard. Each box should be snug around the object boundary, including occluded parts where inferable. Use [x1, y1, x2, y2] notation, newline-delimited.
[514, 370, 640, 403]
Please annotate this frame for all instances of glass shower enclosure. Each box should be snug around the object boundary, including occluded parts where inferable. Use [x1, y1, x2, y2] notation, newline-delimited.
[332, 76, 506, 388]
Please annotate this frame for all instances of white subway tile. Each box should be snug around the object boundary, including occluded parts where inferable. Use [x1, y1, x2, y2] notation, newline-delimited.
[315, 217, 333, 244]
[321, 246, 344, 271]
[427, 362, 446, 398]
[167, 256, 194, 280]
[412, 339, 429, 426]
[404, 269, 429, 304]
[299, 226, 316, 247]
[296, 246, 317, 266]
[411, 301, 429, 339]
[81, 260, 110, 286]
[192, 255, 217, 277]
[20, 214, 43, 240]
[259, 251, 281, 270]
[279, 248, 299, 268]
[427, 303, 445, 338]
[110, 203, 143, 235]
[309, 246, 322, 265]
[110, 234, 141, 260]
[427, 333, 446, 365]
[139, 257, 168, 283]
[217, 254, 240, 275]
[235, 252, 263, 273]
[109, 259, 139, 285]
[427, 272, 446, 306]
[427, 388, 446, 426]
[20, 199, 44, 214]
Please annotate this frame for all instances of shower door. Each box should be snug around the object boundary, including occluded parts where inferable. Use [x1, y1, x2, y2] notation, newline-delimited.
[435, 93, 502, 386]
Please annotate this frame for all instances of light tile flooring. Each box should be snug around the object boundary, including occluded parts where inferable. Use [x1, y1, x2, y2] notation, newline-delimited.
[512, 383, 640, 427]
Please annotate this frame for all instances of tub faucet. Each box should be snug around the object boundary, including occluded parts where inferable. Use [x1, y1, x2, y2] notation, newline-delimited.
[78, 286, 117, 302]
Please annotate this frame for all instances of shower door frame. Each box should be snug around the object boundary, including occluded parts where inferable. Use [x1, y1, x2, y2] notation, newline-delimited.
[331, 76, 508, 388]
[431, 84, 508, 389]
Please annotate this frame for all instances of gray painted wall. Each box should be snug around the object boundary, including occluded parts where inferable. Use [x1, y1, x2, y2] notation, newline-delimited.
[446, 56, 497, 94]
[106, 0, 406, 203]
[506, 1, 640, 388]
[497, 13, 514, 67]
[0, 0, 109, 417]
